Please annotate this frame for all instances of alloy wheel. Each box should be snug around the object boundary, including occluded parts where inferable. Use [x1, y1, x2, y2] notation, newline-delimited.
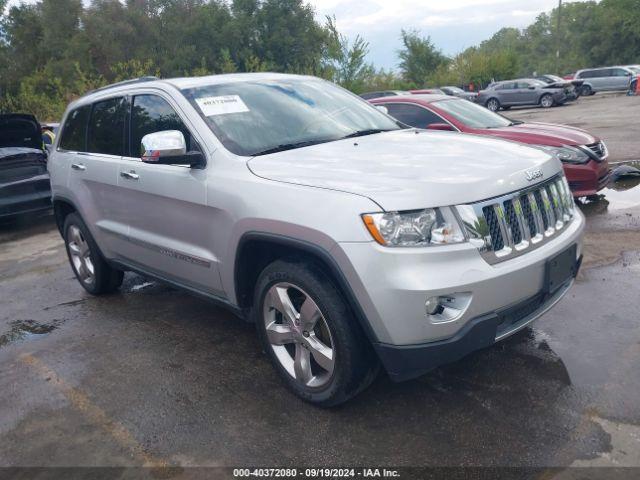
[263, 282, 335, 388]
[487, 99, 499, 111]
[67, 225, 95, 285]
[541, 95, 553, 108]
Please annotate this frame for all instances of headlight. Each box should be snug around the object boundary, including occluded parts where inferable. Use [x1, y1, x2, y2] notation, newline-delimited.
[536, 145, 590, 164]
[362, 207, 466, 247]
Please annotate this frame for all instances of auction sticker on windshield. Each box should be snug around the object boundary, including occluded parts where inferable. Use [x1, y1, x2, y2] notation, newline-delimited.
[195, 95, 249, 116]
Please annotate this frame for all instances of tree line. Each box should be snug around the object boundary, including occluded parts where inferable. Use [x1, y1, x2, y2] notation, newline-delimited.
[0, 0, 638, 120]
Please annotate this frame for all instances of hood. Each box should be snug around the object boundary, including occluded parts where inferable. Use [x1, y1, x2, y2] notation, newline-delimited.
[0, 114, 42, 150]
[247, 129, 562, 211]
[479, 122, 597, 148]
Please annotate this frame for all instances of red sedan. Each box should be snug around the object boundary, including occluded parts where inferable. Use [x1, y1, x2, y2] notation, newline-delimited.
[370, 94, 610, 197]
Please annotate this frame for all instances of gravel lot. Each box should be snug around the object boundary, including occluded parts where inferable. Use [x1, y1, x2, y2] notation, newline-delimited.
[1, 94, 639, 476]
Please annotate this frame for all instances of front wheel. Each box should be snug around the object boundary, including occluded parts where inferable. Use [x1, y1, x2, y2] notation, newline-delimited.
[486, 98, 500, 112]
[580, 85, 592, 96]
[254, 259, 378, 406]
[540, 94, 554, 108]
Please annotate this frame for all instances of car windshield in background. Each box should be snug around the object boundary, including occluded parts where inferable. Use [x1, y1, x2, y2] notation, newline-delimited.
[445, 87, 465, 94]
[546, 75, 565, 83]
[433, 99, 512, 129]
[181, 79, 401, 156]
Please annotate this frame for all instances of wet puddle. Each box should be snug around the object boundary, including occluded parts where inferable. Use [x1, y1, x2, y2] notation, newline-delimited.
[0, 319, 64, 348]
[578, 162, 640, 216]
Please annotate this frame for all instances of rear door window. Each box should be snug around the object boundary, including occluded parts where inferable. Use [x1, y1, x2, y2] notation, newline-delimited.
[59, 106, 91, 151]
[384, 103, 446, 129]
[87, 97, 126, 156]
[129, 94, 196, 157]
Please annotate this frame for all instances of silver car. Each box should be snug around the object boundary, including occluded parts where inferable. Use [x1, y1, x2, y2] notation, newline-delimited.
[574, 66, 636, 95]
[477, 79, 567, 111]
[48, 73, 584, 405]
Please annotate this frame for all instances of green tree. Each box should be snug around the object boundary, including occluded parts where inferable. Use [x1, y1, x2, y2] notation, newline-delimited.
[397, 29, 448, 86]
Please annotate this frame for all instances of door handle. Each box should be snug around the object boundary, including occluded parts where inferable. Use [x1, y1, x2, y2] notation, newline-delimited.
[71, 163, 86, 171]
[120, 170, 139, 180]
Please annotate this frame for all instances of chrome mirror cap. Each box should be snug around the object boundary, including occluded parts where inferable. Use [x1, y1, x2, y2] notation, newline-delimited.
[141, 130, 187, 162]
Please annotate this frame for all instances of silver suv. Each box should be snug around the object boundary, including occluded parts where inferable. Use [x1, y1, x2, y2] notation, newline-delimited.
[575, 66, 636, 95]
[49, 73, 584, 406]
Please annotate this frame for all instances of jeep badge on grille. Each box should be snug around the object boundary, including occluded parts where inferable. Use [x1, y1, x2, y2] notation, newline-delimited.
[525, 169, 544, 182]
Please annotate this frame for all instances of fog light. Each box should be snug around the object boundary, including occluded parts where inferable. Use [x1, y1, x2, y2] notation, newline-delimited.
[425, 296, 441, 315]
[425, 293, 473, 324]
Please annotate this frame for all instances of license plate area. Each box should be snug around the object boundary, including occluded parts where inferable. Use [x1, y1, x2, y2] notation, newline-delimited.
[544, 244, 578, 294]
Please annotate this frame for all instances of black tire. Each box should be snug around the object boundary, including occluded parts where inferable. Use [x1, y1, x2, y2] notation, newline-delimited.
[580, 85, 592, 96]
[540, 93, 554, 108]
[254, 258, 378, 407]
[486, 98, 500, 112]
[501, 106, 511, 110]
[63, 212, 123, 295]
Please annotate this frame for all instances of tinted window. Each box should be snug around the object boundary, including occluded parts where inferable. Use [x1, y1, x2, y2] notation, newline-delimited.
[59, 106, 90, 151]
[496, 82, 516, 90]
[87, 97, 126, 156]
[612, 68, 630, 77]
[384, 103, 445, 128]
[516, 81, 531, 89]
[130, 95, 195, 157]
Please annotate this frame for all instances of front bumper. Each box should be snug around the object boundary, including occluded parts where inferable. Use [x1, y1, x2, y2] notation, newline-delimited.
[332, 209, 584, 379]
[565, 160, 610, 197]
[375, 274, 578, 381]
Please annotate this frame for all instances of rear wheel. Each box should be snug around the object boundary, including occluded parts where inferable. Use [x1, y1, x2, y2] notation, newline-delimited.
[63, 213, 123, 295]
[486, 98, 500, 112]
[254, 259, 378, 406]
[540, 94, 554, 108]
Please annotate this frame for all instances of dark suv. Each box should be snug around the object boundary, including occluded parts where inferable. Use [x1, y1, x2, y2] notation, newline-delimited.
[0, 114, 51, 219]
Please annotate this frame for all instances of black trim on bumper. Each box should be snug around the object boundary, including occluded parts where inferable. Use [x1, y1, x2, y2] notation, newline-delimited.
[376, 254, 582, 382]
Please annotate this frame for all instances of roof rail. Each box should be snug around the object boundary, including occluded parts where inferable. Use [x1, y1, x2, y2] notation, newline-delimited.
[87, 76, 160, 95]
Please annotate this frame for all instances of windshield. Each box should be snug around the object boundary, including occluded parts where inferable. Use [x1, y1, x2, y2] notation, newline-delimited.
[181, 78, 401, 156]
[628, 66, 640, 74]
[433, 98, 512, 129]
[444, 87, 464, 94]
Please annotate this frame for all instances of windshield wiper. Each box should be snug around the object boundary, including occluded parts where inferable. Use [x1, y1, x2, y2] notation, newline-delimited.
[340, 128, 392, 139]
[251, 139, 332, 156]
[508, 121, 524, 126]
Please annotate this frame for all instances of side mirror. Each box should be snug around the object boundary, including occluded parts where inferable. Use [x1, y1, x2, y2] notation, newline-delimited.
[374, 105, 389, 114]
[141, 130, 205, 168]
[426, 123, 455, 132]
[528, 85, 536, 90]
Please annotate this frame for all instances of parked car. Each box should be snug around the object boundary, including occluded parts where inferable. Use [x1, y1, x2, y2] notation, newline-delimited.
[371, 94, 610, 197]
[359, 90, 406, 100]
[535, 74, 583, 100]
[0, 114, 51, 219]
[477, 79, 567, 111]
[49, 74, 584, 405]
[440, 86, 478, 102]
[574, 66, 636, 96]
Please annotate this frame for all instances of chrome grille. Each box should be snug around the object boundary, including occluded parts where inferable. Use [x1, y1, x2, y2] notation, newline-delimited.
[584, 141, 607, 160]
[457, 175, 576, 264]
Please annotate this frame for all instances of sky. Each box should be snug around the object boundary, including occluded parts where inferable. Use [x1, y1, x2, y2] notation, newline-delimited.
[309, 0, 587, 70]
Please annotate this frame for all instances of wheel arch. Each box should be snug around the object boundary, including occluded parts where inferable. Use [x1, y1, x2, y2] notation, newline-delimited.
[53, 196, 78, 235]
[233, 232, 379, 343]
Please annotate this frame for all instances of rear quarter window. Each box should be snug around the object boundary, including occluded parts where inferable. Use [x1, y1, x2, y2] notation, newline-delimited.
[59, 106, 91, 151]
